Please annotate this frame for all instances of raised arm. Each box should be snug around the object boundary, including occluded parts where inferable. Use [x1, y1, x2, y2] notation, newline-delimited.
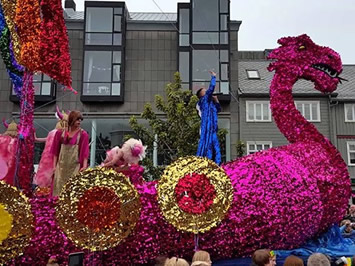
[205, 72, 217, 99]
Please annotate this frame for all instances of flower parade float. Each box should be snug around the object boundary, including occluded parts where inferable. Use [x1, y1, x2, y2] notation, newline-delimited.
[0, 33, 351, 264]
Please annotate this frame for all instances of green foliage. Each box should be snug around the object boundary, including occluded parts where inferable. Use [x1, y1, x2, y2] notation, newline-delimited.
[129, 72, 227, 180]
[236, 140, 246, 157]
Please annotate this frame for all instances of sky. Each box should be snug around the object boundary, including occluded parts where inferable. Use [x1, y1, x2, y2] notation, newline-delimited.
[67, 0, 355, 64]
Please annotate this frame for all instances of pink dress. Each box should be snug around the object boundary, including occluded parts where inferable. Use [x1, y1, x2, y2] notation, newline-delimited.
[51, 129, 89, 168]
[0, 135, 17, 185]
[33, 129, 57, 187]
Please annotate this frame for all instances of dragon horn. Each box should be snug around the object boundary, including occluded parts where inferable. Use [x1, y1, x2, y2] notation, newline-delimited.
[56, 106, 64, 120]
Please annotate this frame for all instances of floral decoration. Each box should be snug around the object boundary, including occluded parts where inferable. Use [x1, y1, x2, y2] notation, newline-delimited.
[158, 156, 233, 234]
[175, 173, 216, 214]
[76, 186, 121, 232]
[56, 167, 141, 251]
[0, 181, 33, 265]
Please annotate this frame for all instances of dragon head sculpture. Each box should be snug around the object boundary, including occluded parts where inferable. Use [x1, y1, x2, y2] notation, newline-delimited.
[268, 34, 345, 93]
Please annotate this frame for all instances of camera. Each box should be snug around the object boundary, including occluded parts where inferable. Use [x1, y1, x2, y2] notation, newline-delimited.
[334, 256, 349, 266]
[68, 252, 84, 266]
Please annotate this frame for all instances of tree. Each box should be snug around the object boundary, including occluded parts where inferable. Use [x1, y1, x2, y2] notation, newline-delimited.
[129, 72, 227, 180]
[235, 140, 246, 158]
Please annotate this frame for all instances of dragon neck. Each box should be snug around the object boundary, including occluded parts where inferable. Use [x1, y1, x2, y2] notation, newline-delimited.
[270, 73, 326, 144]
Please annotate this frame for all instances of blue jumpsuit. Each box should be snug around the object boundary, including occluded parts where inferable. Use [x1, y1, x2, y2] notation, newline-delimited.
[196, 76, 222, 165]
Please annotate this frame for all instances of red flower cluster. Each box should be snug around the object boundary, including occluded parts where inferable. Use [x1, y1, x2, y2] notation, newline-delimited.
[175, 173, 216, 214]
[40, 0, 73, 91]
[76, 186, 120, 232]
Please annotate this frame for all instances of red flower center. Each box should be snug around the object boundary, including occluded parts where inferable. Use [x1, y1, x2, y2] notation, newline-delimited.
[76, 186, 120, 232]
[175, 173, 216, 214]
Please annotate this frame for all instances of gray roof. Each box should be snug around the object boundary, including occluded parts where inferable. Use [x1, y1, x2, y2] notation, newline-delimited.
[239, 60, 355, 100]
[64, 9, 177, 22]
[64, 9, 84, 21]
[129, 12, 177, 22]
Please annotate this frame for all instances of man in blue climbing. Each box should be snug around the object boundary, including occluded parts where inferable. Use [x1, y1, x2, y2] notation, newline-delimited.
[195, 71, 222, 165]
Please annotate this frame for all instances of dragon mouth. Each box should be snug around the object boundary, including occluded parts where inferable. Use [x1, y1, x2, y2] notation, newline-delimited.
[312, 63, 347, 83]
[312, 63, 339, 78]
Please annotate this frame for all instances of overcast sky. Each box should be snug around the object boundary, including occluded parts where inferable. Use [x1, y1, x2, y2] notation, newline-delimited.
[67, 0, 355, 64]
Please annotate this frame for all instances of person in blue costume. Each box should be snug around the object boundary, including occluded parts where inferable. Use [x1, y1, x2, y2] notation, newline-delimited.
[195, 71, 222, 165]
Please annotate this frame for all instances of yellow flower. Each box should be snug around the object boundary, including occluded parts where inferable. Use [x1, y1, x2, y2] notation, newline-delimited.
[0, 203, 13, 244]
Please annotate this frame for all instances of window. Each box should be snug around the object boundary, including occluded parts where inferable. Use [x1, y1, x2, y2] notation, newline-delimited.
[247, 141, 272, 155]
[11, 73, 55, 101]
[191, 0, 228, 45]
[347, 142, 355, 166]
[178, 0, 230, 97]
[179, 8, 190, 46]
[33, 73, 52, 96]
[246, 101, 271, 122]
[192, 0, 219, 32]
[83, 51, 121, 96]
[192, 50, 219, 93]
[345, 104, 355, 122]
[219, 0, 228, 13]
[220, 50, 229, 62]
[192, 32, 219, 45]
[192, 50, 219, 80]
[295, 101, 320, 122]
[179, 52, 189, 85]
[83, 3, 126, 101]
[85, 7, 122, 46]
[246, 70, 260, 79]
[191, 50, 229, 94]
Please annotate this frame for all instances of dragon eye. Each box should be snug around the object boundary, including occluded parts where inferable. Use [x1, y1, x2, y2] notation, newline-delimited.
[298, 45, 306, 50]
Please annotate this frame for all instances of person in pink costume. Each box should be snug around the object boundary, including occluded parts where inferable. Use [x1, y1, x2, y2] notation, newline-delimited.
[34, 107, 68, 188]
[51, 110, 89, 196]
[0, 120, 18, 185]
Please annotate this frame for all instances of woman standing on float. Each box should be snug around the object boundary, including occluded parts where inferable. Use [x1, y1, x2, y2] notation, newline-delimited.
[51, 111, 89, 196]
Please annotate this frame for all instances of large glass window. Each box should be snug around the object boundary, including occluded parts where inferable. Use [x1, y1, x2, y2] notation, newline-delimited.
[83, 51, 121, 96]
[83, 4, 125, 101]
[85, 7, 122, 46]
[178, 0, 230, 95]
[192, 50, 219, 93]
[191, 50, 229, 94]
[192, 0, 219, 31]
[86, 8, 113, 32]
[191, 0, 228, 45]
[192, 50, 219, 80]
